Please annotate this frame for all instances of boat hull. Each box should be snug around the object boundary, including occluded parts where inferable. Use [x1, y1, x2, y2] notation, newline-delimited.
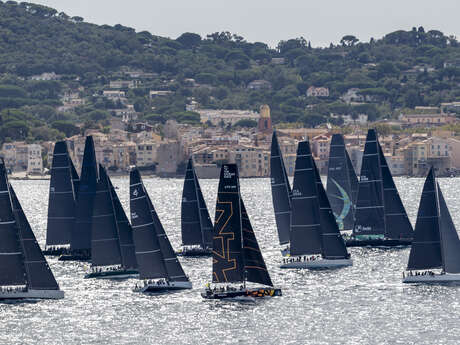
[134, 280, 193, 293]
[403, 273, 460, 284]
[280, 258, 353, 269]
[0, 289, 64, 300]
[345, 238, 412, 247]
[84, 269, 139, 279]
[176, 247, 212, 257]
[43, 247, 69, 256]
[201, 287, 282, 300]
[58, 251, 91, 262]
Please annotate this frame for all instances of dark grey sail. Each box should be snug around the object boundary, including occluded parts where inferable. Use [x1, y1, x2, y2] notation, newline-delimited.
[270, 131, 292, 245]
[353, 129, 385, 236]
[326, 134, 356, 230]
[91, 165, 122, 267]
[346, 152, 359, 204]
[71, 136, 98, 252]
[378, 143, 413, 239]
[437, 183, 460, 273]
[312, 158, 349, 259]
[46, 141, 76, 248]
[212, 164, 244, 283]
[70, 158, 80, 197]
[181, 159, 203, 247]
[241, 198, 273, 287]
[290, 141, 322, 256]
[195, 172, 213, 248]
[109, 178, 138, 270]
[407, 168, 442, 270]
[130, 168, 167, 280]
[10, 185, 60, 290]
[0, 160, 27, 287]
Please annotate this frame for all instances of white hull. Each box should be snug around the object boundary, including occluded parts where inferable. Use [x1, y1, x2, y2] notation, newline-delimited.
[403, 273, 460, 283]
[281, 258, 353, 269]
[0, 289, 64, 300]
[134, 280, 193, 293]
[87, 273, 139, 280]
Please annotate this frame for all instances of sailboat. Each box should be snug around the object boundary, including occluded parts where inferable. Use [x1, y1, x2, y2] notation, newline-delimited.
[403, 167, 460, 283]
[270, 130, 292, 256]
[0, 159, 64, 300]
[44, 141, 79, 256]
[202, 164, 281, 300]
[348, 129, 413, 247]
[281, 141, 352, 269]
[84, 165, 138, 279]
[326, 134, 358, 231]
[177, 158, 213, 256]
[130, 167, 192, 292]
[60, 136, 98, 261]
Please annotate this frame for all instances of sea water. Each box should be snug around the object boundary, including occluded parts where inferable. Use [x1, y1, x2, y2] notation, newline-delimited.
[1, 177, 460, 345]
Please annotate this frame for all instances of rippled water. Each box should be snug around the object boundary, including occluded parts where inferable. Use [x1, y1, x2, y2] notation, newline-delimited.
[2, 177, 460, 345]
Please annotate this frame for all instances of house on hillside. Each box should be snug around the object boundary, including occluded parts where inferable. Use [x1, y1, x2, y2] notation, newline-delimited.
[247, 80, 272, 90]
[306, 86, 329, 97]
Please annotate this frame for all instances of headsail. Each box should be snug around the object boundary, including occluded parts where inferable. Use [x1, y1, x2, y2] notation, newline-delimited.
[0, 160, 27, 287]
[71, 136, 98, 252]
[270, 131, 292, 245]
[46, 141, 77, 248]
[290, 141, 322, 256]
[90, 165, 122, 267]
[353, 129, 385, 236]
[10, 185, 60, 290]
[195, 171, 213, 248]
[407, 167, 442, 270]
[212, 164, 244, 283]
[326, 134, 356, 230]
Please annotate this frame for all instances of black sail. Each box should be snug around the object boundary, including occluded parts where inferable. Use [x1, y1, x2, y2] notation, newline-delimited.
[346, 152, 359, 205]
[438, 184, 460, 273]
[109, 178, 138, 270]
[313, 158, 349, 259]
[130, 168, 167, 279]
[46, 141, 76, 248]
[407, 168, 442, 270]
[181, 159, 203, 246]
[212, 164, 244, 283]
[91, 165, 122, 267]
[10, 186, 59, 290]
[290, 141, 322, 256]
[195, 172, 213, 249]
[0, 160, 27, 287]
[71, 136, 98, 251]
[378, 143, 414, 239]
[353, 129, 385, 236]
[145, 192, 189, 282]
[241, 198, 273, 287]
[270, 131, 292, 245]
[70, 158, 80, 197]
[326, 134, 356, 230]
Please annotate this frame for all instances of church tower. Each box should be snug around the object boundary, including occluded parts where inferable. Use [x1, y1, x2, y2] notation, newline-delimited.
[258, 104, 272, 133]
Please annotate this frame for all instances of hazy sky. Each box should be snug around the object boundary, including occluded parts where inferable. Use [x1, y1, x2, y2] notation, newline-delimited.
[34, 0, 460, 47]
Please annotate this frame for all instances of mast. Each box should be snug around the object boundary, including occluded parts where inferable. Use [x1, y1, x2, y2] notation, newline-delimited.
[194, 166, 213, 249]
[290, 141, 322, 256]
[46, 141, 77, 248]
[212, 164, 244, 284]
[90, 165, 122, 268]
[345, 152, 359, 205]
[70, 136, 98, 252]
[378, 143, 413, 239]
[270, 131, 292, 245]
[108, 177, 138, 270]
[326, 134, 356, 230]
[10, 185, 60, 290]
[353, 129, 386, 236]
[312, 158, 349, 259]
[407, 167, 442, 270]
[0, 159, 27, 288]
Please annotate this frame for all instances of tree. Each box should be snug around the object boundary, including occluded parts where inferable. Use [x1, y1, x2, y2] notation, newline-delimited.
[340, 35, 359, 47]
[51, 121, 80, 137]
[233, 119, 257, 128]
[176, 32, 201, 48]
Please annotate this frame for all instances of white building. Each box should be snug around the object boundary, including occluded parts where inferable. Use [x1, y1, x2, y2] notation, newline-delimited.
[197, 109, 260, 126]
[27, 144, 43, 174]
[307, 86, 330, 97]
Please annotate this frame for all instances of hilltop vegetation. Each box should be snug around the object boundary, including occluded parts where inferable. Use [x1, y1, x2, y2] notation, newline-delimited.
[0, 1, 459, 143]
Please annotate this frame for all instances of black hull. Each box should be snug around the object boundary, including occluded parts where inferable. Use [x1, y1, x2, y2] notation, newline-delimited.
[345, 238, 412, 247]
[43, 248, 69, 256]
[176, 248, 212, 257]
[202, 287, 282, 300]
[58, 250, 91, 262]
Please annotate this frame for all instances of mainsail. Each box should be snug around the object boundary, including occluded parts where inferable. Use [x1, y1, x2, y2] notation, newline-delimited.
[326, 134, 358, 230]
[46, 141, 77, 248]
[71, 136, 98, 252]
[290, 141, 322, 256]
[90, 165, 122, 267]
[270, 131, 292, 245]
[181, 158, 213, 249]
